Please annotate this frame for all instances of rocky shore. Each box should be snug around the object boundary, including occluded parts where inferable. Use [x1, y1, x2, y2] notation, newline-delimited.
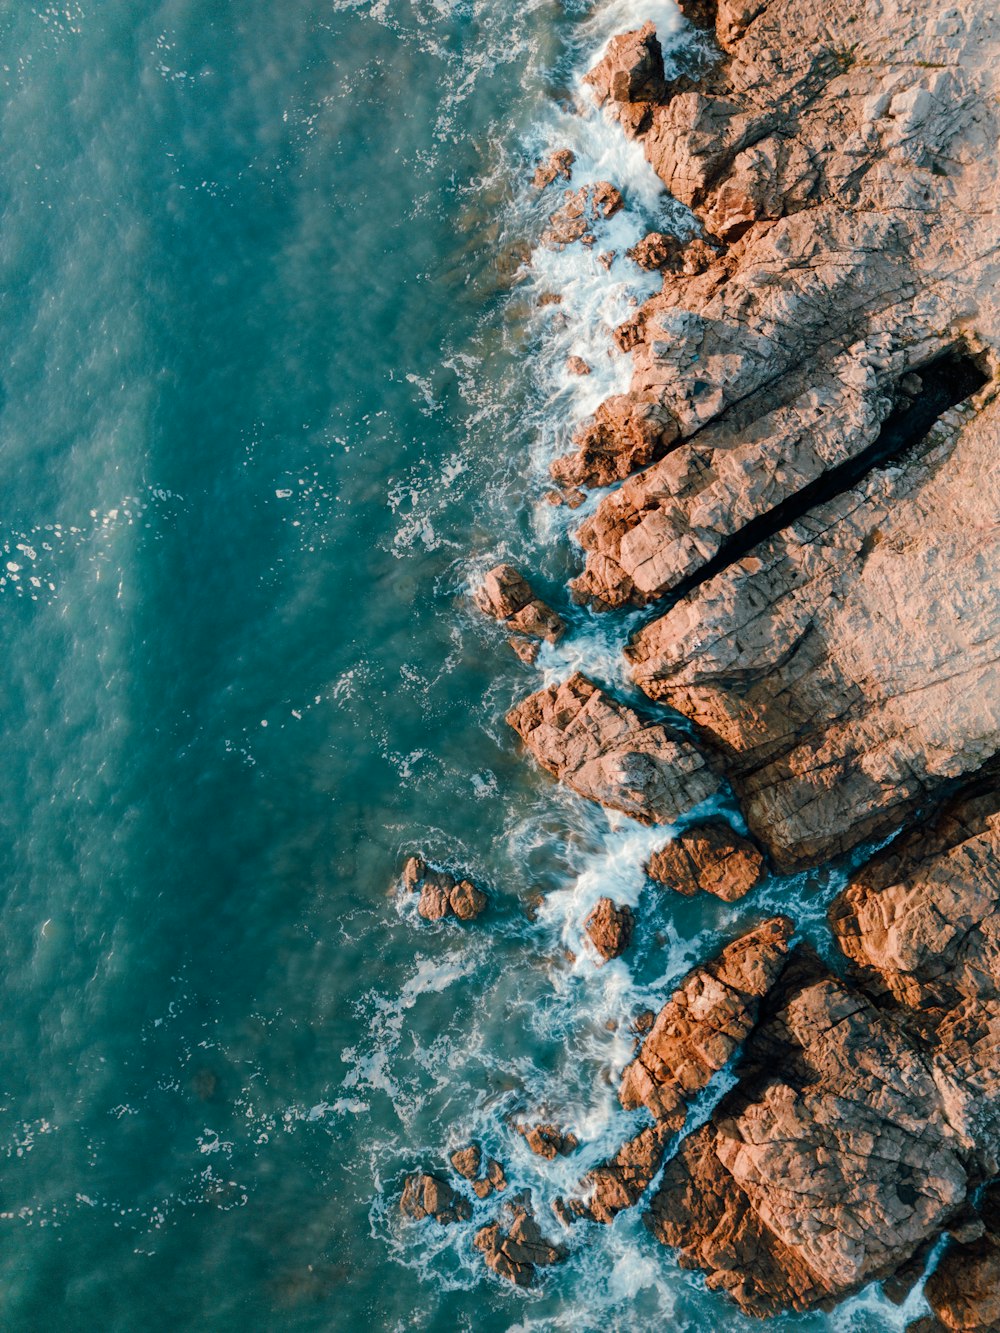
[400, 0, 1000, 1320]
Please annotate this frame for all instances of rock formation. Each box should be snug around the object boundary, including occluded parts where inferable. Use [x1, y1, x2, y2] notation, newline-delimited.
[450, 1144, 508, 1200]
[532, 147, 574, 190]
[506, 672, 719, 825]
[473, 563, 565, 664]
[619, 917, 792, 1127]
[909, 1182, 1000, 1332]
[399, 1173, 472, 1225]
[556, 1123, 672, 1225]
[401, 855, 487, 922]
[541, 182, 624, 250]
[473, 1196, 566, 1286]
[583, 897, 634, 962]
[517, 1123, 578, 1160]
[646, 818, 765, 901]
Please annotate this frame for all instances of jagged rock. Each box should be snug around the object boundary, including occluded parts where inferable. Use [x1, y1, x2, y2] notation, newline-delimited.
[402, 855, 487, 921]
[506, 672, 719, 825]
[399, 1173, 472, 1225]
[829, 787, 1000, 1020]
[619, 917, 793, 1127]
[518, 1122, 579, 1160]
[677, 0, 717, 28]
[532, 148, 575, 189]
[584, 897, 634, 962]
[474, 1197, 565, 1286]
[552, 394, 678, 491]
[566, 355, 591, 376]
[646, 947, 972, 1316]
[559, 1123, 672, 1224]
[646, 819, 766, 902]
[917, 1183, 1000, 1332]
[541, 182, 624, 250]
[625, 391, 1000, 869]
[584, 22, 666, 111]
[508, 637, 539, 665]
[449, 1143, 507, 1199]
[627, 231, 681, 271]
[473, 563, 565, 655]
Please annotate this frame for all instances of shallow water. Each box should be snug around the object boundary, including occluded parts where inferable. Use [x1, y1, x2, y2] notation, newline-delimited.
[0, 2, 931, 1329]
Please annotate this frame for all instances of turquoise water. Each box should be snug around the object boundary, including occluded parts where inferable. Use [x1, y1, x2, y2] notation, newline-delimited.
[0, 2, 931, 1329]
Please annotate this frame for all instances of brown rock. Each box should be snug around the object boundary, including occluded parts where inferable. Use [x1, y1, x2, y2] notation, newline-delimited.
[560, 1123, 672, 1224]
[532, 148, 575, 190]
[584, 897, 635, 962]
[620, 917, 793, 1127]
[922, 1183, 1000, 1332]
[506, 672, 719, 826]
[551, 394, 679, 492]
[541, 183, 625, 250]
[519, 1123, 579, 1160]
[473, 563, 565, 646]
[450, 1144, 481, 1181]
[676, 0, 717, 27]
[566, 355, 591, 376]
[402, 855, 487, 922]
[647, 947, 972, 1315]
[400, 1173, 472, 1225]
[584, 22, 666, 110]
[627, 231, 682, 271]
[646, 819, 766, 902]
[508, 637, 539, 665]
[474, 1197, 565, 1286]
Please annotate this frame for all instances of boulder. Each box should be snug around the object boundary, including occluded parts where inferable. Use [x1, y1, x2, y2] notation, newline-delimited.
[402, 855, 487, 922]
[506, 672, 719, 825]
[474, 1197, 565, 1286]
[619, 917, 793, 1127]
[473, 563, 565, 658]
[399, 1173, 472, 1225]
[566, 355, 591, 376]
[532, 148, 575, 190]
[584, 22, 666, 111]
[450, 1143, 507, 1200]
[918, 1183, 1000, 1332]
[557, 1123, 672, 1224]
[646, 819, 766, 902]
[518, 1122, 579, 1160]
[551, 394, 679, 493]
[584, 897, 635, 962]
[541, 182, 624, 250]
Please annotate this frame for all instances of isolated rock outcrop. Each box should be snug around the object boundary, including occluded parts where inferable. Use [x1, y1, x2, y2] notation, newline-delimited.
[584, 897, 634, 962]
[646, 818, 765, 901]
[401, 855, 487, 921]
[473, 563, 565, 650]
[506, 672, 718, 825]
[532, 147, 574, 190]
[399, 1173, 472, 1225]
[474, 1196, 566, 1286]
[518, 1123, 578, 1160]
[450, 1144, 508, 1200]
[541, 182, 624, 250]
[619, 916, 792, 1127]
[584, 20, 666, 130]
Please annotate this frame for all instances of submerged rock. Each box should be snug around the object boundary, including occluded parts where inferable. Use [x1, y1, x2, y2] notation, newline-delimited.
[474, 1196, 566, 1286]
[506, 672, 719, 825]
[646, 819, 765, 901]
[619, 917, 792, 1128]
[399, 1173, 471, 1225]
[583, 897, 634, 962]
[541, 182, 625, 250]
[401, 855, 487, 922]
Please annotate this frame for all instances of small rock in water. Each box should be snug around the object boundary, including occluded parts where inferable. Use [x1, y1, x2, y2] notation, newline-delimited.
[584, 897, 635, 962]
[518, 1122, 579, 1159]
[474, 1195, 565, 1286]
[399, 1172, 472, 1225]
[473, 563, 565, 662]
[401, 854, 487, 922]
[566, 355, 591, 376]
[531, 147, 575, 190]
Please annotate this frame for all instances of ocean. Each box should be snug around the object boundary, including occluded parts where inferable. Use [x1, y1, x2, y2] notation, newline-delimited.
[0, 1, 931, 1328]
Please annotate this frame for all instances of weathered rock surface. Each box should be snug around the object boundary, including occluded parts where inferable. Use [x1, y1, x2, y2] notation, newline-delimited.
[402, 855, 487, 922]
[450, 1144, 508, 1200]
[646, 818, 765, 901]
[518, 1122, 579, 1160]
[914, 1182, 1000, 1332]
[506, 672, 719, 825]
[646, 947, 972, 1315]
[619, 917, 792, 1127]
[473, 563, 565, 649]
[532, 147, 575, 190]
[557, 1123, 672, 1225]
[400, 1173, 472, 1225]
[474, 1196, 566, 1286]
[584, 897, 634, 962]
[551, 393, 678, 490]
[626, 393, 1000, 869]
[584, 21, 666, 128]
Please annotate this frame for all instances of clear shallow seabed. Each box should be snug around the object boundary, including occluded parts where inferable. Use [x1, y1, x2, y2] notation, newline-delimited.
[0, 2, 934, 1329]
